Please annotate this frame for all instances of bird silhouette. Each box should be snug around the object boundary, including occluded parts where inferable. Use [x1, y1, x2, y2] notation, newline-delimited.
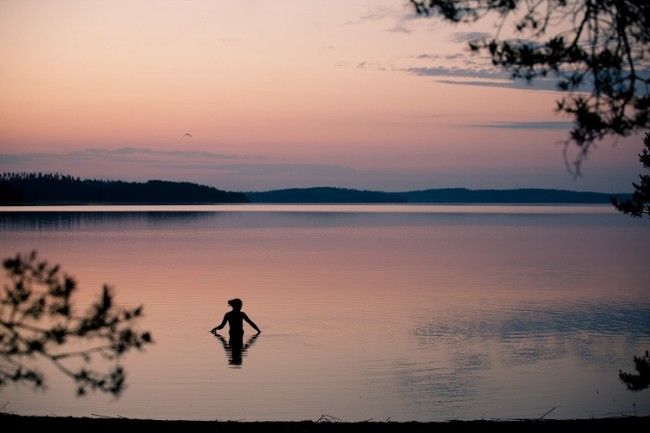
[183, 133, 192, 138]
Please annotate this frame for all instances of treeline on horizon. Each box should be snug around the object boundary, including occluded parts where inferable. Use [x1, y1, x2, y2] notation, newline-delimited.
[0, 172, 629, 205]
[0, 173, 247, 204]
[246, 187, 628, 204]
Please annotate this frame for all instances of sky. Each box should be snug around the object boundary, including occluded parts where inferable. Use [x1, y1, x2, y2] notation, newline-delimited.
[0, 0, 644, 192]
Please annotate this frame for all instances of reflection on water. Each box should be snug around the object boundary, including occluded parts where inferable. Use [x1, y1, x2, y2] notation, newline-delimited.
[212, 333, 260, 367]
[0, 205, 649, 421]
[0, 204, 635, 233]
[416, 302, 650, 340]
[0, 211, 213, 231]
[0, 204, 620, 214]
[415, 302, 650, 371]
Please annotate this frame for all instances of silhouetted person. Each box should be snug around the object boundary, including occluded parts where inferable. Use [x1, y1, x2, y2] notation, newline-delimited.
[211, 298, 261, 336]
[211, 298, 261, 367]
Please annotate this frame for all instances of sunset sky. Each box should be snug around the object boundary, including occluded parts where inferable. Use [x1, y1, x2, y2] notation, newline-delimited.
[0, 0, 644, 192]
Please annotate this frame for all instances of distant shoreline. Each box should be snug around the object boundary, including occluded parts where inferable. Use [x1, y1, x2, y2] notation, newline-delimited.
[2, 414, 648, 432]
[0, 204, 619, 216]
[0, 173, 629, 205]
[245, 187, 628, 205]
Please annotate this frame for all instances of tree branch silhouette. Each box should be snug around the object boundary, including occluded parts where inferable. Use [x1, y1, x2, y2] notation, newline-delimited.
[0, 251, 152, 396]
[409, 0, 649, 174]
[611, 131, 650, 217]
[619, 350, 650, 391]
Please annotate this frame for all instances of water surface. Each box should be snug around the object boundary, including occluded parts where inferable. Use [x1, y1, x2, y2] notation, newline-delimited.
[1, 205, 648, 421]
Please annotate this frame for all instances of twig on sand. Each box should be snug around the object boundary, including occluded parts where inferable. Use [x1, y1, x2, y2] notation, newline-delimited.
[539, 406, 557, 419]
[90, 413, 126, 419]
[316, 414, 342, 423]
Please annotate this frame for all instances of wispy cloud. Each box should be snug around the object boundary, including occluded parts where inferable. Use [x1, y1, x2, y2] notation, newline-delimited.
[0, 145, 634, 192]
[434, 78, 560, 91]
[344, 4, 428, 34]
[0, 147, 248, 165]
[355, 61, 560, 91]
[355, 7, 396, 23]
[468, 121, 573, 130]
[404, 66, 559, 91]
[415, 53, 439, 60]
[450, 31, 490, 43]
[0, 147, 387, 190]
[386, 22, 412, 34]
[84, 147, 242, 160]
[405, 66, 510, 80]
[356, 61, 391, 72]
[414, 53, 466, 61]
[0, 146, 267, 178]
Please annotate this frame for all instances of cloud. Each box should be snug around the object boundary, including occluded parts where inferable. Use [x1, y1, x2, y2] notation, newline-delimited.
[435, 78, 560, 91]
[1, 146, 243, 164]
[444, 53, 465, 60]
[344, 4, 430, 34]
[386, 22, 412, 34]
[356, 7, 395, 23]
[402, 66, 559, 91]
[84, 146, 241, 160]
[343, 6, 400, 26]
[469, 121, 573, 130]
[435, 66, 650, 93]
[451, 31, 491, 43]
[0, 147, 387, 190]
[415, 54, 440, 60]
[0, 147, 257, 179]
[406, 66, 507, 79]
[414, 53, 465, 61]
[354, 5, 424, 24]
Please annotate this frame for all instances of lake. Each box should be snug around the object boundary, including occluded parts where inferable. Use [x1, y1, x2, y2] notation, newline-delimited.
[1, 205, 649, 421]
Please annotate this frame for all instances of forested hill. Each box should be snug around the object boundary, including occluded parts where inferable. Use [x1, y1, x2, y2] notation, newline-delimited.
[0, 173, 247, 204]
[0, 173, 628, 205]
[246, 187, 406, 203]
[399, 188, 625, 204]
[247, 187, 628, 204]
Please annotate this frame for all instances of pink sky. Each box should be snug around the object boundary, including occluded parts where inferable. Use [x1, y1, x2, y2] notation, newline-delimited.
[0, 0, 643, 192]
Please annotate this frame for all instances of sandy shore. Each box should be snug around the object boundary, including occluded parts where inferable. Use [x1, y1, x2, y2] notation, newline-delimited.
[2, 414, 649, 432]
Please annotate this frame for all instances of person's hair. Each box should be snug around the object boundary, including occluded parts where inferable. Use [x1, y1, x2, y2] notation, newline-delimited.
[228, 298, 243, 309]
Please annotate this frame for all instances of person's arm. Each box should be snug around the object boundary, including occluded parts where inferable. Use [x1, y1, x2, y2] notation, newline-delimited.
[242, 312, 261, 333]
[211, 313, 228, 333]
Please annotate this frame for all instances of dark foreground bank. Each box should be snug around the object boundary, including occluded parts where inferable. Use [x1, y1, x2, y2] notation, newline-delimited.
[2, 414, 648, 432]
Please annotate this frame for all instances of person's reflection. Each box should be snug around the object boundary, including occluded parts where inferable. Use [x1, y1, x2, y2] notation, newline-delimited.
[210, 298, 261, 367]
[213, 332, 260, 366]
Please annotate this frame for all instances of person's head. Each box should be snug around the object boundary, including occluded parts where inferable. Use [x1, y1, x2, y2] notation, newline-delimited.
[228, 298, 243, 311]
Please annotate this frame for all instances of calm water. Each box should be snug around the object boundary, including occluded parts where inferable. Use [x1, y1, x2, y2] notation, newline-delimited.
[1, 205, 649, 421]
